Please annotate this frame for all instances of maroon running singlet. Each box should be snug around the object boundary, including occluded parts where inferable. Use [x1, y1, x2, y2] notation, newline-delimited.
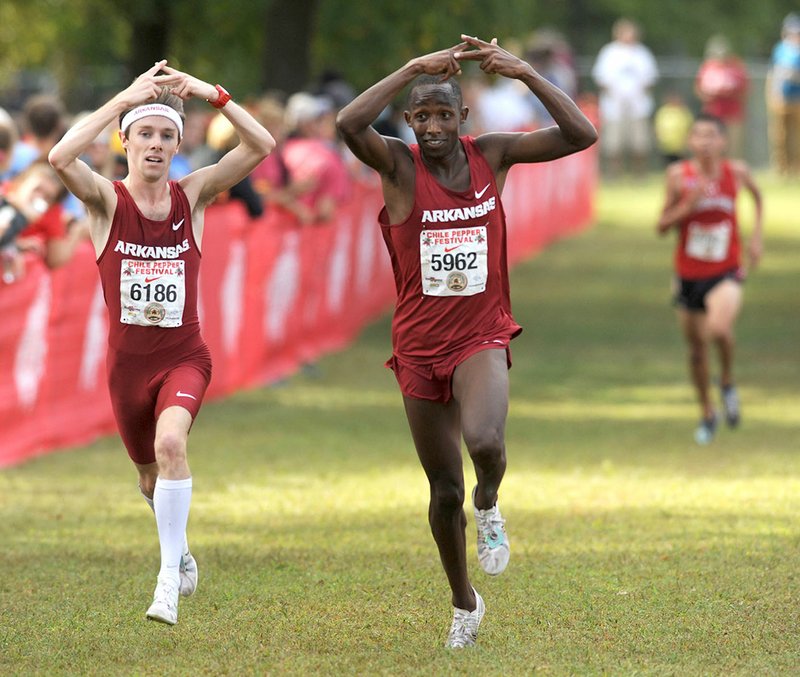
[96, 181, 211, 463]
[379, 136, 521, 402]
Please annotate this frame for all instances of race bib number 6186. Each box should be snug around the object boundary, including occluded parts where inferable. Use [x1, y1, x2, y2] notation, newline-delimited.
[119, 258, 186, 327]
[420, 226, 488, 296]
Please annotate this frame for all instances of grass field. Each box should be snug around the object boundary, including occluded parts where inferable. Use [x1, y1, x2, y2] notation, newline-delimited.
[1, 174, 799, 676]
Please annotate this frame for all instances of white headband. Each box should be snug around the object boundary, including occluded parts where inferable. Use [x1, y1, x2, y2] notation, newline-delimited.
[120, 104, 183, 138]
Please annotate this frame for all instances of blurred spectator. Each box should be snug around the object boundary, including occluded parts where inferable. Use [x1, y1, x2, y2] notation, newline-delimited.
[281, 92, 351, 224]
[180, 107, 217, 172]
[1, 161, 87, 281]
[7, 95, 66, 178]
[592, 18, 659, 178]
[471, 40, 536, 133]
[7, 94, 85, 223]
[314, 69, 356, 109]
[694, 35, 749, 158]
[766, 13, 800, 177]
[654, 91, 694, 165]
[205, 113, 264, 218]
[250, 95, 308, 217]
[524, 29, 578, 127]
[0, 112, 17, 180]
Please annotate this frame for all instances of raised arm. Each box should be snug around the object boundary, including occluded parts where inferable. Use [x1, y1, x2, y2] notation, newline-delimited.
[457, 35, 597, 176]
[335, 43, 466, 176]
[166, 67, 275, 208]
[657, 163, 704, 235]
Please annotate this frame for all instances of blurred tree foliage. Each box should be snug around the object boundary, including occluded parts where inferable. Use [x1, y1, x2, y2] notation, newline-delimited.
[0, 0, 797, 110]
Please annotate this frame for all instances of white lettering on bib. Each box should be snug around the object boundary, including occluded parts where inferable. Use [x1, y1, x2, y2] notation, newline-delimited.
[119, 259, 186, 327]
[685, 221, 731, 262]
[420, 226, 488, 296]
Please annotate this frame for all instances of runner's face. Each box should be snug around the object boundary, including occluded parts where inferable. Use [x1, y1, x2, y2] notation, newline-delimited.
[122, 116, 181, 179]
[405, 85, 466, 158]
[689, 121, 726, 159]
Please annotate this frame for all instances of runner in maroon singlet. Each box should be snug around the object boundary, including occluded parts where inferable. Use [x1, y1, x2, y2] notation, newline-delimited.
[657, 113, 763, 445]
[336, 35, 597, 648]
[49, 61, 275, 625]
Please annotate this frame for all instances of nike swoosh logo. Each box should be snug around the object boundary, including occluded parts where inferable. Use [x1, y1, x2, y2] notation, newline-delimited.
[172, 218, 185, 231]
[176, 391, 197, 400]
[474, 184, 490, 199]
[444, 246, 462, 253]
[144, 276, 162, 284]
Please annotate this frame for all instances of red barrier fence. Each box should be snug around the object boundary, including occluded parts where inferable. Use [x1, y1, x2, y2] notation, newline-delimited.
[0, 148, 596, 466]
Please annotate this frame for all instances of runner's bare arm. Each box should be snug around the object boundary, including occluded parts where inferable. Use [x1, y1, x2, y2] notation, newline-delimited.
[732, 160, 764, 268]
[458, 36, 597, 174]
[336, 43, 467, 176]
[657, 164, 703, 234]
[165, 67, 275, 208]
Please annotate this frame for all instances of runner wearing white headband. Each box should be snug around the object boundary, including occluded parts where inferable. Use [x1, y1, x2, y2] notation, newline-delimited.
[48, 59, 275, 628]
[120, 103, 184, 138]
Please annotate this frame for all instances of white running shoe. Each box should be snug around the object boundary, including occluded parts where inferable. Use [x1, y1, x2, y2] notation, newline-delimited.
[445, 589, 486, 648]
[694, 412, 718, 445]
[146, 577, 179, 625]
[179, 550, 198, 597]
[473, 487, 510, 575]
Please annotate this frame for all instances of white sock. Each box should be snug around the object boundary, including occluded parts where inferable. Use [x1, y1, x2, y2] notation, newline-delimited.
[141, 486, 190, 556]
[153, 477, 192, 586]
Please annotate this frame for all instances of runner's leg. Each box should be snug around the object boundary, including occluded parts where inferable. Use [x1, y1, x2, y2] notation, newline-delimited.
[704, 278, 743, 388]
[402, 396, 476, 612]
[452, 349, 508, 511]
[677, 308, 714, 420]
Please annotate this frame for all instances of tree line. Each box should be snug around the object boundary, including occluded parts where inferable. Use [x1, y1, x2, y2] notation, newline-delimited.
[0, 0, 796, 110]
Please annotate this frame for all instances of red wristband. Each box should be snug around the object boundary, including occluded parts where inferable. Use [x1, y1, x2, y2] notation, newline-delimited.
[209, 84, 231, 109]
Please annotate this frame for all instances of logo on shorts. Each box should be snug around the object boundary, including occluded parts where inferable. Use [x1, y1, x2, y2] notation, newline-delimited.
[176, 391, 197, 400]
[143, 302, 166, 324]
[446, 272, 468, 292]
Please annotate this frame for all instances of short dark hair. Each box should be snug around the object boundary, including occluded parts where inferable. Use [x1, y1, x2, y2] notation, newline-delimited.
[694, 112, 727, 134]
[118, 88, 186, 136]
[24, 95, 65, 139]
[407, 75, 462, 109]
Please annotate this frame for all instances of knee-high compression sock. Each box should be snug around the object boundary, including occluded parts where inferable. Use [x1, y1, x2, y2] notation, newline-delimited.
[153, 477, 192, 585]
[141, 487, 190, 556]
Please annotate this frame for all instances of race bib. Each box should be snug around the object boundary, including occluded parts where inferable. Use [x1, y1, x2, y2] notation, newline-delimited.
[420, 226, 488, 296]
[685, 221, 731, 262]
[119, 259, 186, 327]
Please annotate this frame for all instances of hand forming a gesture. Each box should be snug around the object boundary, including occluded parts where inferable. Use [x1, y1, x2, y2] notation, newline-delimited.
[454, 35, 533, 80]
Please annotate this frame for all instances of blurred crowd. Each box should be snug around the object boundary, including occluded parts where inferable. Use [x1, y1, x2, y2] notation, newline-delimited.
[592, 14, 800, 180]
[2, 13, 798, 285]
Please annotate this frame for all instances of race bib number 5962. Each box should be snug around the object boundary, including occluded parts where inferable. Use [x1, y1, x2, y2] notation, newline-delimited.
[420, 226, 488, 296]
[120, 259, 186, 327]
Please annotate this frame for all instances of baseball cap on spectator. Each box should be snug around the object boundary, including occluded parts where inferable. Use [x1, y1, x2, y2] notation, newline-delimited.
[284, 93, 333, 132]
[783, 13, 800, 33]
[206, 113, 238, 153]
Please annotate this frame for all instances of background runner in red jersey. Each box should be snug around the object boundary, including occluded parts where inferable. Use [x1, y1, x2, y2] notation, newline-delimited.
[657, 113, 763, 445]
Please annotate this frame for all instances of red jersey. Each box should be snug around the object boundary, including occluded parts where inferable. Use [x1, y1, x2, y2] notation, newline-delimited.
[675, 160, 741, 280]
[97, 181, 204, 354]
[379, 136, 521, 362]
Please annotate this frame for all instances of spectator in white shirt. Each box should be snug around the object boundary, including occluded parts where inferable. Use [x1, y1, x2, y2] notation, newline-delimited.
[592, 18, 659, 178]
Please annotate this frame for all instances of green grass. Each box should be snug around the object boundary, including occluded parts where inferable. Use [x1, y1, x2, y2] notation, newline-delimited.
[2, 174, 799, 676]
